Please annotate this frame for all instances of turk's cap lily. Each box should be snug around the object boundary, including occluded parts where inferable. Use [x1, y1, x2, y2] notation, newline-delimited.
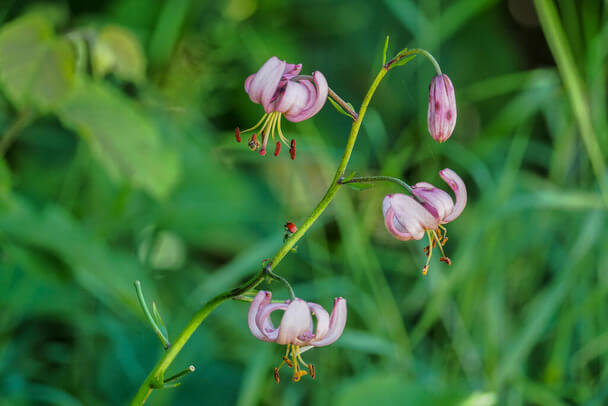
[244, 56, 328, 123]
[237, 57, 328, 159]
[382, 168, 466, 241]
[248, 290, 347, 349]
[428, 74, 457, 143]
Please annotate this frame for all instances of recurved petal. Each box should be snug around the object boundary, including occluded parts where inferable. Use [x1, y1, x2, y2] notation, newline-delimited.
[440, 168, 467, 223]
[385, 194, 438, 240]
[311, 297, 347, 347]
[246, 57, 285, 110]
[411, 182, 454, 222]
[285, 71, 328, 122]
[256, 301, 289, 342]
[283, 63, 302, 78]
[248, 291, 274, 342]
[307, 302, 330, 341]
[277, 299, 313, 345]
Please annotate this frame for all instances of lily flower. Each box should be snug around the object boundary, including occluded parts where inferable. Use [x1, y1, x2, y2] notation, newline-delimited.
[428, 74, 457, 143]
[382, 168, 466, 274]
[235, 56, 328, 159]
[248, 290, 347, 382]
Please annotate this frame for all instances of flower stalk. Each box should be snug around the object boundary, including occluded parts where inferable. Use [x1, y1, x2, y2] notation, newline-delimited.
[131, 55, 414, 406]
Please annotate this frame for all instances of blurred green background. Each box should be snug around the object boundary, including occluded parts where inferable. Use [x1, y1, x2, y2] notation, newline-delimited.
[1, 0, 607, 405]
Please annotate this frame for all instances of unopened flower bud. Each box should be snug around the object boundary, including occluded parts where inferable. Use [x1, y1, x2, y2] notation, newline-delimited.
[428, 74, 456, 143]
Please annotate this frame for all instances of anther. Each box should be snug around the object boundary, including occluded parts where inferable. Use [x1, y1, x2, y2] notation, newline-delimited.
[274, 141, 281, 157]
[441, 237, 448, 245]
[308, 364, 315, 379]
[422, 265, 429, 276]
[283, 356, 293, 368]
[289, 139, 296, 160]
[274, 368, 280, 383]
[424, 246, 430, 256]
[259, 146, 267, 156]
[440, 257, 452, 265]
[235, 127, 241, 143]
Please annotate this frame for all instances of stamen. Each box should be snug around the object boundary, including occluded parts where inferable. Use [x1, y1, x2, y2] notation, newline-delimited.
[274, 141, 281, 156]
[259, 146, 266, 156]
[308, 364, 316, 379]
[274, 368, 280, 383]
[289, 139, 296, 160]
[431, 230, 448, 258]
[423, 231, 434, 274]
[440, 257, 452, 265]
[276, 114, 289, 146]
[235, 127, 241, 143]
[241, 113, 268, 134]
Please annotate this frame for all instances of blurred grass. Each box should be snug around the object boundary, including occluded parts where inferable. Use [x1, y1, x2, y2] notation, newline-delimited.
[0, 0, 607, 405]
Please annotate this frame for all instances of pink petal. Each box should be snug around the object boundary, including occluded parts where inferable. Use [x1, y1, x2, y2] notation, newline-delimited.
[277, 299, 313, 345]
[311, 297, 347, 347]
[384, 194, 438, 240]
[411, 182, 454, 222]
[284, 71, 328, 122]
[246, 57, 285, 111]
[274, 80, 309, 115]
[440, 168, 467, 223]
[307, 302, 330, 341]
[255, 301, 288, 342]
[283, 63, 302, 79]
[248, 291, 274, 342]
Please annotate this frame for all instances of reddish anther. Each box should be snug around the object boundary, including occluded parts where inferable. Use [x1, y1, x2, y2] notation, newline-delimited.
[274, 141, 281, 156]
[289, 139, 296, 160]
[440, 256, 452, 265]
[259, 146, 267, 156]
[235, 127, 241, 143]
[274, 368, 280, 383]
[308, 364, 315, 379]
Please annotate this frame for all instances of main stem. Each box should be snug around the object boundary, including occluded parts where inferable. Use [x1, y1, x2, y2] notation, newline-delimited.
[130, 67, 388, 405]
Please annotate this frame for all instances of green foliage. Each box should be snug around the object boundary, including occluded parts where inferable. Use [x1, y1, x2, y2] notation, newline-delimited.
[0, 1, 607, 406]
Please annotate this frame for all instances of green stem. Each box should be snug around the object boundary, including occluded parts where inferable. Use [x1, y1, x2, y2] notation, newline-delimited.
[387, 48, 442, 75]
[0, 110, 34, 156]
[264, 265, 296, 300]
[130, 66, 390, 406]
[340, 175, 416, 195]
[534, 0, 608, 206]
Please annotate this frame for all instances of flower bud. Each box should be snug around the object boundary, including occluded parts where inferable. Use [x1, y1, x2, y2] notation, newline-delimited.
[428, 74, 456, 143]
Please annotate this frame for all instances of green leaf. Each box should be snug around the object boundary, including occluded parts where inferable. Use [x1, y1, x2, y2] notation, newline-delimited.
[152, 301, 169, 339]
[92, 25, 146, 83]
[391, 54, 416, 68]
[381, 35, 390, 66]
[328, 97, 353, 119]
[56, 79, 180, 199]
[341, 171, 357, 183]
[347, 182, 374, 191]
[0, 15, 75, 111]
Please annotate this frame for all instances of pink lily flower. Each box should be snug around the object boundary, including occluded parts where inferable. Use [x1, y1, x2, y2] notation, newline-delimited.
[235, 56, 328, 159]
[428, 74, 457, 143]
[248, 290, 347, 382]
[382, 168, 466, 274]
